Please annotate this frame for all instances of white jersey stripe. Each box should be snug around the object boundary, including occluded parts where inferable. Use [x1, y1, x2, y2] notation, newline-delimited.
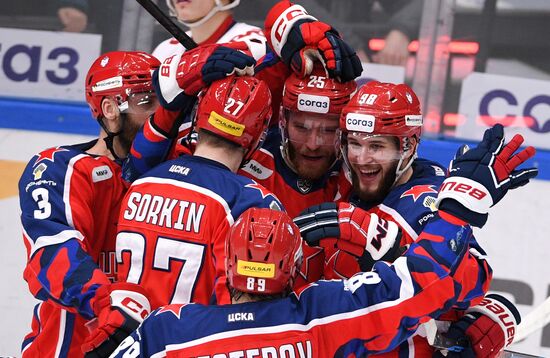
[160, 256, 423, 354]
[378, 203, 419, 241]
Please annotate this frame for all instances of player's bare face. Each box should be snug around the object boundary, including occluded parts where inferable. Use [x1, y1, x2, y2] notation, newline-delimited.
[173, 0, 215, 22]
[347, 134, 401, 203]
[287, 112, 339, 180]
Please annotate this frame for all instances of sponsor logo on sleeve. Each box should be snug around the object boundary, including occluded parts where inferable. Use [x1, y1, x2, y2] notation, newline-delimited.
[423, 195, 437, 211]
[33, 163, 48, 180]
[92, 165, 113, 182]
[297, 94, 329, 114]
[237, 260, 275, 278]
[208, 111, 245, 137]
[345, 113, 375, 133]
[241, 160, 273, 180]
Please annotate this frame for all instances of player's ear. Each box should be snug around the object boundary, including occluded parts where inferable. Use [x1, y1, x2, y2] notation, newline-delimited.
[404, 136, 418, 160]
[101, 98, 122, 132]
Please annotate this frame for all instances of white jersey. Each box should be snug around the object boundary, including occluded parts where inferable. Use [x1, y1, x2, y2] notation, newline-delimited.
[152, 21, 267, 63]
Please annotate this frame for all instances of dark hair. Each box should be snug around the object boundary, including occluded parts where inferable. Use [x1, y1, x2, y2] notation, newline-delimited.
[198, 128, 243, 152]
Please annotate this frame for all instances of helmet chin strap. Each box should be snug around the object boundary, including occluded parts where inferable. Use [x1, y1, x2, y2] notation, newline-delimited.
[97, 116, 125, 161]
[393, 137, 418, 187]
[178, 0, 240, 28]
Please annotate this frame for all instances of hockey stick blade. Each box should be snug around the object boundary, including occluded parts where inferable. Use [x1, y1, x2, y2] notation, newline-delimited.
[134, 0, 197, 50]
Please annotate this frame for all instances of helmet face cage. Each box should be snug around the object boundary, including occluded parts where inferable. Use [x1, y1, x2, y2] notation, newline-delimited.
[226, 208, 303, 296]
[280, 64, 356, 167]
[339, 81, 423, 182]
[85, 51, 160, 119]
[195, 76, 272, 154]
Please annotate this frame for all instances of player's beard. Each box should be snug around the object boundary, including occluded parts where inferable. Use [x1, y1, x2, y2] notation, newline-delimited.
[287, 142, 336, 181]
[351, 159, 398, 204]
[117, 113, 144, 157]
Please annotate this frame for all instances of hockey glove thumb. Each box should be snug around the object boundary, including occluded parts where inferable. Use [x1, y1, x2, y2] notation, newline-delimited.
[265, 2, 362, 81]
[83, 282, 151, 358]
[294, 202, 402, 271]
[433, 294, 521, 358]
[436, 124, 537, 227]
[337, 203, 402, 271]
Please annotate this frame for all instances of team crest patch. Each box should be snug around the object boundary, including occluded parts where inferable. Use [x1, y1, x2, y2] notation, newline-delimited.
[33, 163, 47, 180]
[92, 165, 113, 182]
[296, 178, 312, 194]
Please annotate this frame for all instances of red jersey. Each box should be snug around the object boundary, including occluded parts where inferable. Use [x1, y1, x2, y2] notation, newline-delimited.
[239, 130, 344, 287]
[19, 141, 126, 357]
[116, 155, 283, 309]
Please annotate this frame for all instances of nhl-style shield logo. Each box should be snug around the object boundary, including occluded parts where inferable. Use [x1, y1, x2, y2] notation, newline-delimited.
[297, 179, 312, 194]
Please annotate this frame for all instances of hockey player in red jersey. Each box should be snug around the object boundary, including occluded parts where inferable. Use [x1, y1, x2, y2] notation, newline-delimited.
[239, 64, 356, 286]
[19, 51, 161, 357]
[116, 75, 283, 314]
[121, 0, 363, 183]
[110, 128, 532, 356]
[294, 82, 538, 357]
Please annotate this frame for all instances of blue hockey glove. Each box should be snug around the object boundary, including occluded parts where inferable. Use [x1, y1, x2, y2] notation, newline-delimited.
[437, 124, 537, 227]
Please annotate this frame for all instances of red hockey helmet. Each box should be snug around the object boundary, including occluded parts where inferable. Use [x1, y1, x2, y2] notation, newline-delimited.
[85, 51, 160, 119]
[339, 81, 423, 181]
[226, 208, 303, 295]
[340, 81, 422, 140]
[282, 63, 357, 116]
[195, 75, 272, 154]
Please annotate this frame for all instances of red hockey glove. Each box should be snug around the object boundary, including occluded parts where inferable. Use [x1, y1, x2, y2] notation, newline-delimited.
[151, 43, 255, 135]
[433, 294, 521, 358]
[437, 124, 537, 227]
[294, 202, 402, 271]
[265, 1, 362, 81]
[83, 282, 151, 358]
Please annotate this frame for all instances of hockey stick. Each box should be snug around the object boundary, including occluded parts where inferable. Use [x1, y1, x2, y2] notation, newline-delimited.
[134, 0, 197, 50]
[514, 295, 550, 343]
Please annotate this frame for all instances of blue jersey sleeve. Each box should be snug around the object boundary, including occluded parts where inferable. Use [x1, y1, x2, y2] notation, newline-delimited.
[19, 149, 110, 319]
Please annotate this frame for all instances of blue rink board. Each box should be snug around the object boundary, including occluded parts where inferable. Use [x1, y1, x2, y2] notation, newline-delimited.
[1, 96, 549, 180]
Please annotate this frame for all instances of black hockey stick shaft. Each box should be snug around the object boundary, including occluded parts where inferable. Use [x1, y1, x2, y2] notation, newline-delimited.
[134, 0, 197, 50]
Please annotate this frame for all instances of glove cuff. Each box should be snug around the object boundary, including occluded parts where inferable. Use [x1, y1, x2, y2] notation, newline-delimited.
[467, 294, 521, 347]
[436, 176, 493, 214]
[267, 4, 316, 57]
[93, 283, 151, 323]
